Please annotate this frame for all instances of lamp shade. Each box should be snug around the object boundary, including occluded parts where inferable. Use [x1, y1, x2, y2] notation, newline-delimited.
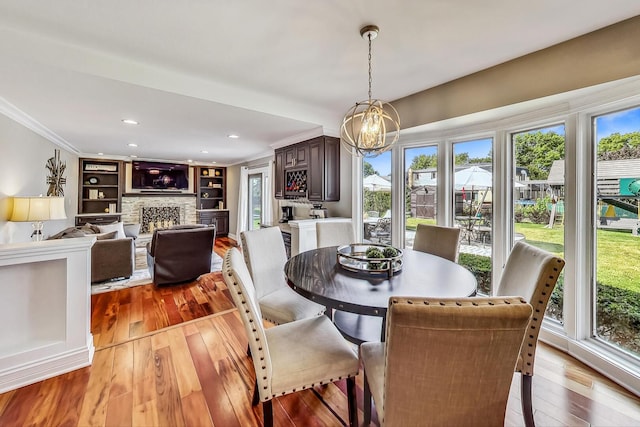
[10, 196, 67, 222]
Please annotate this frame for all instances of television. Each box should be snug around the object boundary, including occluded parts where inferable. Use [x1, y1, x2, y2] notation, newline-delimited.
[131, 161, 189, 190]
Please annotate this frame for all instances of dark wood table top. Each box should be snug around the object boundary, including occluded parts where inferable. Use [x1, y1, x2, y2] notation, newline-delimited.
[284, 246, 477, 317]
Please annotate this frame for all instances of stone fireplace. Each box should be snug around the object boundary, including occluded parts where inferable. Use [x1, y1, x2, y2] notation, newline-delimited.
[121, 195, 197, 234]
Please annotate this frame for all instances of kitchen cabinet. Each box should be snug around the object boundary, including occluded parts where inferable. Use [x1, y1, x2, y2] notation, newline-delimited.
[274, 150, 284, 198]
[284, 143, 308, 168]
[274, 136, 340, 201]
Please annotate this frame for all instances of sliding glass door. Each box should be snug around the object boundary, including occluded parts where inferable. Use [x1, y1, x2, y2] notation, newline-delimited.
[404, 145, 438, 248]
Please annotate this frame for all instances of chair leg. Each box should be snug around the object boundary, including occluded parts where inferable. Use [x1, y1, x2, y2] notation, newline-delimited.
[363, 372, 372, 426]
[263, 400, 273, 427]
[521, 374, 535, 427]
[247, 343, 252, 358]
[346, 376, 358, 427]
[252, 380, 260, 406]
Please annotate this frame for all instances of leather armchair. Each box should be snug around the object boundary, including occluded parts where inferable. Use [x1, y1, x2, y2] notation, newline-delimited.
[91, 237, 135, 283]
[146, 224, 216, 286]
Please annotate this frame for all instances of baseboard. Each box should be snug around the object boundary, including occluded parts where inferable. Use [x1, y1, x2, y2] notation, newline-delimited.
[0, 344, 94, 394]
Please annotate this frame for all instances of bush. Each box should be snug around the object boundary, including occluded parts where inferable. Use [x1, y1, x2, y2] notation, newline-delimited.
[522, 197, 551, 224]
[458, 253, 491, 294]
[364, 190, 391, 217]
[596, 282, 640, 353]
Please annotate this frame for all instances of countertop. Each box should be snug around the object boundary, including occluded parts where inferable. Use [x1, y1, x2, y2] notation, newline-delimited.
[260, 221, 291, 234]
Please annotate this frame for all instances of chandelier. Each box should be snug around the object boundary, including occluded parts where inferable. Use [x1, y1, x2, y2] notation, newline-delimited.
[341, 25, 400, 157]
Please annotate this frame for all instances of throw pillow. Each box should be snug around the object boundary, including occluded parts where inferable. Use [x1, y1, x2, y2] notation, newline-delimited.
[97, 222, 126, 239]
[95, 231, 118, 240]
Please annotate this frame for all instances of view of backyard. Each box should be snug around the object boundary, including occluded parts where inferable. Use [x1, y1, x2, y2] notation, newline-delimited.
[364, 107, 640, 358]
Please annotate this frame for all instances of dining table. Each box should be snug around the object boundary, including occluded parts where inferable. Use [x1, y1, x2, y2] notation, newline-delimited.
[284, 246, 477, 344]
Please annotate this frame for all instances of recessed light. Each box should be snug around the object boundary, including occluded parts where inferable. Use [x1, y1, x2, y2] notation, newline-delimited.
[211, 161, 217, 164]
[130, 155, 138, 158]
[187, 159, 193, 163]
[97, 152, 104, 155]
[122, 119, 139, 125]
[201, 150, 209, 154]
[128, 143, 138, 147]
[227, 134, 239, 139]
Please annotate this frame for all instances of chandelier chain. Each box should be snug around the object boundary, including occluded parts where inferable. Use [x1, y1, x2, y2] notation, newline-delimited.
[367, 33, 373, 102]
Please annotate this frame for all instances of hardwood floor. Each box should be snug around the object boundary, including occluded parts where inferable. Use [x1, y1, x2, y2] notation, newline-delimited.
[1, 236, 639, 426]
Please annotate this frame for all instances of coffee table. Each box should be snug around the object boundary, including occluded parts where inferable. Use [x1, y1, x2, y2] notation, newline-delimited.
[284, 246, 477, 343]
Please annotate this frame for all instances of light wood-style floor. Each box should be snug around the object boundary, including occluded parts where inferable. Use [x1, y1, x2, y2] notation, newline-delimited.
[1, 237, 639, 426]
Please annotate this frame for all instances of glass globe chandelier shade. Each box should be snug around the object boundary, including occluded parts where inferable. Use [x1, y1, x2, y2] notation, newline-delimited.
[341, 24, 400, 157]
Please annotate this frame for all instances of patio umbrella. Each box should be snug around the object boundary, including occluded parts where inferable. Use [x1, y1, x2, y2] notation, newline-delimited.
[454, 166, 493, 190]
[363, 174, 392, 191]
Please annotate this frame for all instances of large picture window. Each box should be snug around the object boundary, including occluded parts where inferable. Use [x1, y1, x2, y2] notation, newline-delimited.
[593, 106, 640, 357]
[511, 124, 566, 322]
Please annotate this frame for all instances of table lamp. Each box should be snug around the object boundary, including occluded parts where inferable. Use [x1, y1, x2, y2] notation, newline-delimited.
[10, 196, 67, 241]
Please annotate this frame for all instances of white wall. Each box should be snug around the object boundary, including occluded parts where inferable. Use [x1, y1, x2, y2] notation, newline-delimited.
[0, 114, 78, 243]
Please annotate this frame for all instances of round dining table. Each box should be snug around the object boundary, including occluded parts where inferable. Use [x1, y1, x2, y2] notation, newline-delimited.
[284, 246, 477, 343]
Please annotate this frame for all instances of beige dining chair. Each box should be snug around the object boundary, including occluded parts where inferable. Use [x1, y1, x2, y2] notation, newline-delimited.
[223, 248, 359, 427]
[360, 296, 533, 427]
[496, 241, 565, 427]
[316, 220, 355, 248]
[412, 223, 461, 262]
[240, 227, 325, 325]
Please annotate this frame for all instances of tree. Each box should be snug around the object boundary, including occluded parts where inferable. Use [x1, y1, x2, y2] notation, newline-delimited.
[597, 131, 640, 159]
[363, 161, 378, 177]
[409, 154, 437, 170]
[514, 131, 565, 180]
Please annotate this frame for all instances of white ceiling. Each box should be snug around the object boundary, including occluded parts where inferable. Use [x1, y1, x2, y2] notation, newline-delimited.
[0, 1, 639, 166]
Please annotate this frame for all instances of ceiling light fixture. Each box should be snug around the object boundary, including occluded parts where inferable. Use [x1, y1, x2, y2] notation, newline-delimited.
[227, 134, 239, 139]
[127, 143, 138, 147]
[201, 150, 209, 154]
[122, 119, 139, 125]
[341, 25, 400, 157]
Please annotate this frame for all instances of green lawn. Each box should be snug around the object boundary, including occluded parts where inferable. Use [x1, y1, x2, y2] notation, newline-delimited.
[405, 218, 640, 293]
[515, 223, 640, 293]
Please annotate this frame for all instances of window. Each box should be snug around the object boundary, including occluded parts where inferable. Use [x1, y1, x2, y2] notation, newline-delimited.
[512, 124, 566, 322]
[453, 138, 493, 294]
[248, 173, 262, 231]
[363, 151, 392, 244]
[593, 106, 640, 357]
[404, 145, 438, 248]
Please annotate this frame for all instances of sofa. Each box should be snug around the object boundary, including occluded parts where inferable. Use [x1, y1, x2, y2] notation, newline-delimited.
[48, 223, 136, 283]
[146, 224, 216, 286]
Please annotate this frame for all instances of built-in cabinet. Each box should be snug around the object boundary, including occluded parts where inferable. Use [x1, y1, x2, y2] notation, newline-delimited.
[274, 136, 340, 201]
[78, 158, 123, 215]
[197, 210, 229, 236]
[196, 167, 226, 210]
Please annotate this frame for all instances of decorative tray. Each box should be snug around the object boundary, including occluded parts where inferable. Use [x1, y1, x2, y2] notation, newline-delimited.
[336, 243, 403, 278]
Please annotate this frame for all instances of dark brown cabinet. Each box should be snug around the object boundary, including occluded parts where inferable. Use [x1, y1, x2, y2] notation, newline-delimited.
[197, 210, 229, 236]
[274, 150, 284, 198]
[284, 143, 309, 168]
[78, 158, 123, 215]
[196, 167, 226, 210]
[275, 136, 340, 201]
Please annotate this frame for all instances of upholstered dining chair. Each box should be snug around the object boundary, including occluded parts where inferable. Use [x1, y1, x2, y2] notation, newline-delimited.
[496, 241, 565, 427]
[412, 223, 462, 262]
[223, 248, 359, 427]
[360, 296, 533, 427]
[240, 227, 325, 324]
[316, 220, 355, 248]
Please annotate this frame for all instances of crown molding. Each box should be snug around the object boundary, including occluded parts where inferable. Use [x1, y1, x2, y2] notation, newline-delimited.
[0, 97, 79, 154]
